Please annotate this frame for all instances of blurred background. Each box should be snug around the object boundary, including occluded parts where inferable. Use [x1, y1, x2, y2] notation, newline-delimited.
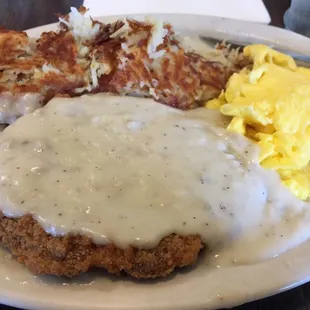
[0, 0, 83, 30]
[0, 0, 291, 30]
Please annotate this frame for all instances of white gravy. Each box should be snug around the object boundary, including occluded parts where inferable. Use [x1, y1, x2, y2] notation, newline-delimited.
[0, 94, 310, 266]
[0, 92, 44, 124]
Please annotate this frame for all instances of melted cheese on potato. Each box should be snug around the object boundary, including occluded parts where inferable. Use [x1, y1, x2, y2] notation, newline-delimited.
[207, 44, 310, 200]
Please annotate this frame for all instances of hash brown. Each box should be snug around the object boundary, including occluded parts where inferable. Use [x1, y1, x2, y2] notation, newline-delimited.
[0, 6, 238, 117]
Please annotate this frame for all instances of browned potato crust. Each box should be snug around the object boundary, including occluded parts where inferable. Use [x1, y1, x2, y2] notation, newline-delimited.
[0, 213, 203, 278]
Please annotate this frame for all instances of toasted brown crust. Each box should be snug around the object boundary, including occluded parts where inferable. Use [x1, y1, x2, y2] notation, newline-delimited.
[0, 213, 203, 278]
[97, 19, 233, 109]
[0, 8, 237, 112]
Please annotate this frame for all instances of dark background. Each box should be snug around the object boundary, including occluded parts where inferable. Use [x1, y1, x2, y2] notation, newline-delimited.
[3, 0, 310, 310]
[263, 0, 291, 27]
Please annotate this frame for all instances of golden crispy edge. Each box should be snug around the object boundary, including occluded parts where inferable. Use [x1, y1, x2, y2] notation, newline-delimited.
[0, 213, 203, 279]
[0, 14, 235, 109]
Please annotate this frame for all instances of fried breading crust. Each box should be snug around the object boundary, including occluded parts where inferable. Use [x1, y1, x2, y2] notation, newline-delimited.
[0, 213, 203, 278]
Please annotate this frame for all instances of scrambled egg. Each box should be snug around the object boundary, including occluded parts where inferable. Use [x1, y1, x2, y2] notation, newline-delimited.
[207, 44, 310, 200]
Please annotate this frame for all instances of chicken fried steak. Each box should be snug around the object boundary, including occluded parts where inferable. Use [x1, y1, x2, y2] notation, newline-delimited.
[0, 7, 245, 279]
[0, 214, 202, 278]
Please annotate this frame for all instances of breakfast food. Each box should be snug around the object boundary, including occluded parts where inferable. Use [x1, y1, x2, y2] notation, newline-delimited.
[0, 214, 202, 278]
[207, 45, 310, 200]
[0, 7, 237, 125]
[1, 7, 310, 280]
[1, 93, 310, 279]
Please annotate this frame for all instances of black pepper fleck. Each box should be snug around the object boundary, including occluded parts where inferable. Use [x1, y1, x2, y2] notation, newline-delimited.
[58, 213, 62, 216]
[16, 167, 20, 169]
[220, 204, 226, 210]
[98, 221, 101, 223]
[224, 174, 227, 177]
[63, 170, 67, 172]
[193, 217, 196, 219]
[107, 195, 110, 198]
[183, 222, 186, 226]
[163, 133, 167, 136]
[200, 178, 204, 184]
[205, 223, 209, 226]
[21, 200, 24, 204]
[56, 180, 60, 183]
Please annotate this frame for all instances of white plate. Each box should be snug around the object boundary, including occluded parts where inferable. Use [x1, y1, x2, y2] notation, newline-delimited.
[1, 14, 310, 310]
[82, 0, 271, 24]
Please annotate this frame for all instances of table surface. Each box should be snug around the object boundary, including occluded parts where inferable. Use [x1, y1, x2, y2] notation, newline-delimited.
[2, 1, 310, 310]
